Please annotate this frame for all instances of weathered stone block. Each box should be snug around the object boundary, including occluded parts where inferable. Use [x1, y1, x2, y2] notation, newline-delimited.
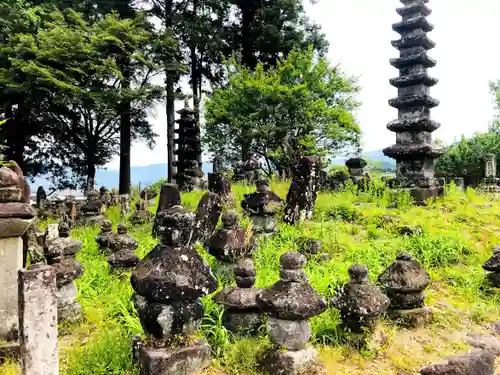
[261, 347, 321, 375]
[137, 340, 211, 375]
[19, 264, 58, 375]
[267, 318, 311, 351]
[0, 217, 33, 238]
[388, 306, 433, 328]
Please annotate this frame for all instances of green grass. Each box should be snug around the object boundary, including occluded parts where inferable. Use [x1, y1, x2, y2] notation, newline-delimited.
[3, 181, 500, 375]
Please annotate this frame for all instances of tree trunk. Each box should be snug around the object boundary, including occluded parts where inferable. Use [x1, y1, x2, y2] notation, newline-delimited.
[240, 1, 256, 69]
[86, 162, 96, 193]
[165, 0, 175, 183]
[119, 59, 132, 194]
[191, 0, 202, 166]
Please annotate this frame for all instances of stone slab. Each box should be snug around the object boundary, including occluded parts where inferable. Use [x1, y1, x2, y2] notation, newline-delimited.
[19, 265, 58, 375]
[0, 237, 23, 340]
[0, 218, 33, 238]
[261, 347, 321, 375]
[137, 340, 211, 375]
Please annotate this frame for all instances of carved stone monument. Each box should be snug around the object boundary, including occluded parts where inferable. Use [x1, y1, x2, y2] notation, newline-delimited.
[213, 258, 263, 334]
[152, 183, 181, 238]
[383, 0, 444, 203]
[258, 252, 326, 375]
[44, 222, 84, 322]
[241, 179, 282, 235]
[206, 210, 256, 278]
[378, 252, 432, 327]
[480, 154, 500, 193]
[131, 206, 217, 375]
[95, 220, 114, 255]
[0, 162, 34, 347]
[283, 156, 321, 225]
[193, 192, 223, 244]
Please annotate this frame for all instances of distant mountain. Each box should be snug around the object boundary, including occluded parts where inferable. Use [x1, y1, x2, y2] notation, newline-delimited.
[332, 149, 396, 170]
[29, 162, 212, 190]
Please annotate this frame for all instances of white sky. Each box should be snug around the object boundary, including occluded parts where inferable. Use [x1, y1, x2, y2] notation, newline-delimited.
[108, 0, 500, 169]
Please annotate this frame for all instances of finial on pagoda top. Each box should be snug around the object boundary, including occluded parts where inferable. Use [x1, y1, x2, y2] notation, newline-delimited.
[176, 98, 194, 116]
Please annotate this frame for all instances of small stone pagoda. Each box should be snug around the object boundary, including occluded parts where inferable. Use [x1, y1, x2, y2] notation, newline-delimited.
[108, 224, 139, 272]
[345, 158, 371, 188]
[383, 0, 444, 203]
[130, 200, 154, 225]
[299, 238, 328, 261]
[79, 190, 105, 225]
[243, 153, 261, 184]
[206, 210, 257, 277]
[241, 179, 282, 235]
[44, 222, 84, 322]
[213, 258, 263, 334]
[95, 220, 114, 254]
[483, 246, 500, 287]
[378, 252, 432, 327]
[331, 264, 389, 346]
[257, 252, 326, 375]
[131, 206, 217, 375]
[99, 186, 110, 205]
[173, 100, 202, 192]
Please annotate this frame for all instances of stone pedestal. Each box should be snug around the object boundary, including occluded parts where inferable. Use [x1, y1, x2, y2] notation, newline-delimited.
[19, 265, 58, 375]
[136, 340, 210, 375]
[480, 154, 500, 193]
[383, 0, 444, 204]
[283, 156, 321, 225]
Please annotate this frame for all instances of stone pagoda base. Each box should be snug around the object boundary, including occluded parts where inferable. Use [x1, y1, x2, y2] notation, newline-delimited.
[388, 307, 433, 328]
[135, 340, 211, 375]
[480, 178, 500, 194]
[406, 185, 444, 204]
[260, 347, 323, 375]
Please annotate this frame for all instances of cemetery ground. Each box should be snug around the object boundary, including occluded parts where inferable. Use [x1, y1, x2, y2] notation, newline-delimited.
[3, 181, 500, 375]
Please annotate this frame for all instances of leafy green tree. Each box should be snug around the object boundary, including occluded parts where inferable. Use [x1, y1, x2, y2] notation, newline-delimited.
[204, 48, 361, 176]
[228, 0, 328, 70]
[436, 81, 500, 186]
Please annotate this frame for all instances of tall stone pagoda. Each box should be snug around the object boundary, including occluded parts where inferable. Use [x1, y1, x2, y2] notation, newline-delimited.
[173, 99, 203, 191]
[383, 0, 443, 202]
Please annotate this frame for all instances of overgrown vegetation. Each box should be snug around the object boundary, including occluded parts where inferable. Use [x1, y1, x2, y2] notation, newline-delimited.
[3, 181, 500, 375]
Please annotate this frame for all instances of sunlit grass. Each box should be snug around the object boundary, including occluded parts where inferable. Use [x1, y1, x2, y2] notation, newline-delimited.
[2, 181, 500, 375]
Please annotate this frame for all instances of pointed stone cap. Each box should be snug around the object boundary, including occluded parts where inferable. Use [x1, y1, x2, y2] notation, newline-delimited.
[483, 246, 500, 272]
[331, 264, 390, 317]
[378, 252, 430, 293]
[257, 252, 327, 320]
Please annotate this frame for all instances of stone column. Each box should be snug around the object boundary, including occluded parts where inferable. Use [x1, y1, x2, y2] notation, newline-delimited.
[383, 0, 444, 203]
[0, 164, 35, 343]
[19, 265, 58, 375]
